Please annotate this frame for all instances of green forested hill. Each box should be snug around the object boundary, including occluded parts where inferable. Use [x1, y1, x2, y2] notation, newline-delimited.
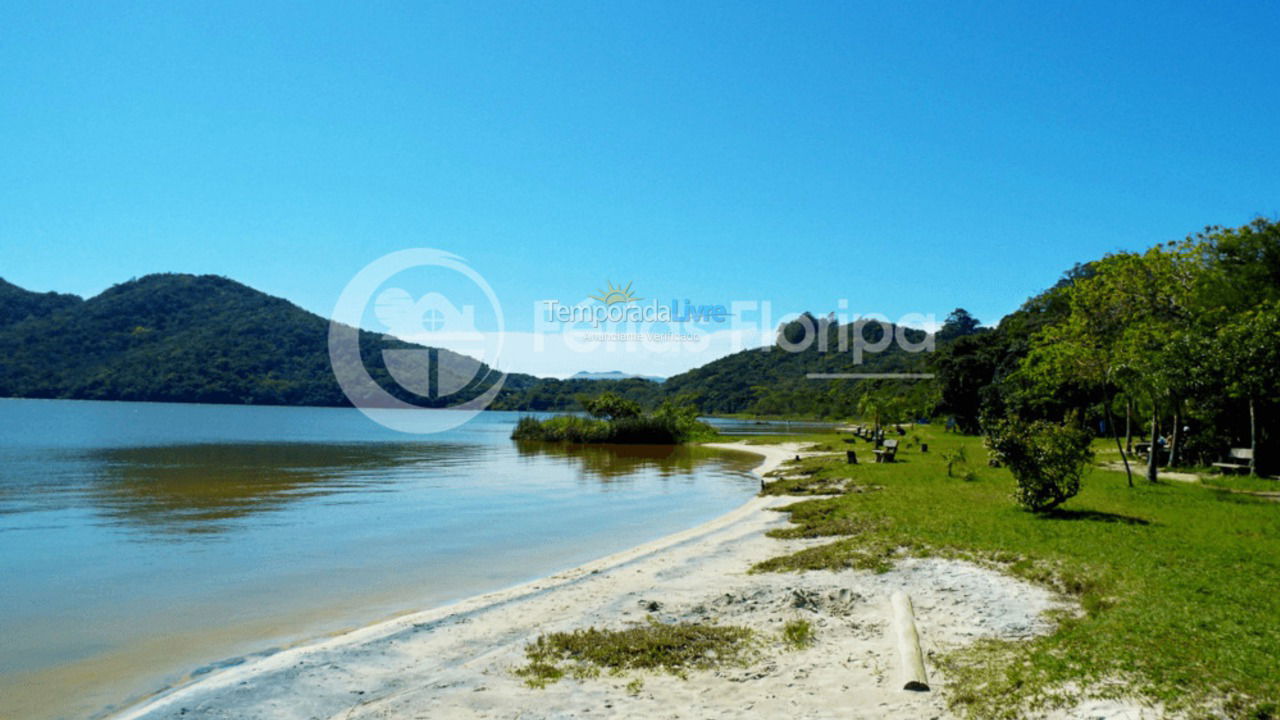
[489, 313, 970, 417]
[0, 274, 529, 406]
[659, 313, 953, 417]
[0, 279, 82, 328]
[0, 274, 966, 417]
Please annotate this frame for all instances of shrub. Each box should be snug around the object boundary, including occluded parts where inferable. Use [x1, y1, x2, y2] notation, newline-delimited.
[610, 416, 681, 443]
[511, 395, 718, 445]
[512, 415, 612, 442]
[651, 399, 719, 442]
[511, 415, 547, 440]
[984, 418, 1093, 512]
[942, 445, 968, 477]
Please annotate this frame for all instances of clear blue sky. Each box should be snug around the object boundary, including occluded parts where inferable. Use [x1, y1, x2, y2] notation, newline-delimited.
[3, 1, 1278, 373]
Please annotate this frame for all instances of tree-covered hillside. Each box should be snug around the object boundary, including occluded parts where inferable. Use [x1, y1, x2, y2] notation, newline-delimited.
[489, 312, 971, 418]
[659, 312, 955, 418]
[0, 273, 967, 418]
[0, 274, 529, 407]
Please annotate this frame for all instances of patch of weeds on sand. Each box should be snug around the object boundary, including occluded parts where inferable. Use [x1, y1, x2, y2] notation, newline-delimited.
[762, 476, 853, 495]
[624, 677, 644, 694]
[781, 619, 814, 650]
[515, 618, 758, 688]
[762, 457, 874, 496]
[766, 498, 887, 539]
[751, 536, 897, 574]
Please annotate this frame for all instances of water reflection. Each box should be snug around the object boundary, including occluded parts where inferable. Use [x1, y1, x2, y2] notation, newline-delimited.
[513, 441, 751, 480]
[0, 401, 765, 720]
[78, 442, 478, 537]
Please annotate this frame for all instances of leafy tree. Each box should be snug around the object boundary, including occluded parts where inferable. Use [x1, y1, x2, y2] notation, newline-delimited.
[933, 332, 1003, 433]
[1023, 244, 1204, 483]
[937, 308, 982, 341]
[579, 391, 643, 421]
[1215, 300, 1280, 475]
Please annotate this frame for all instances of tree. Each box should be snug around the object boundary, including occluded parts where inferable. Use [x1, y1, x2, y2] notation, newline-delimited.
[1195, 219, 1280, 475]
[1215, 300, 1280, 475]
[1023, 256, 1137, 484]
[856, 386, 908, 433]
[933, 332, 1002, 433]
[938, 308, 982, 341]
[1024, 243, 1205, 484]
[579, 392, 642, 421]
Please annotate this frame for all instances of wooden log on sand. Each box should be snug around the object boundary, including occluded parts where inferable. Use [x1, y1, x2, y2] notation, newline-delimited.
[891, 591, 930, 691]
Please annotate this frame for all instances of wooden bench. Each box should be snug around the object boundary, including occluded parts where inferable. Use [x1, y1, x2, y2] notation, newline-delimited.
[1212, 448, 1254, 474]
[875, 438, 900, 463]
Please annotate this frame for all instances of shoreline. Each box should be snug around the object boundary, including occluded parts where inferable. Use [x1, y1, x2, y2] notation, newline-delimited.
[108, 441, 803, 720]
[108, 440, 1087, 720]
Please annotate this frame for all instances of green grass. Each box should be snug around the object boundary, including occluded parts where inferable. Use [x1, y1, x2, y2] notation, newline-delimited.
[1202, 473, 1280, 494]
[515, 619, 758, 688]
[751, 426, 1280, 719]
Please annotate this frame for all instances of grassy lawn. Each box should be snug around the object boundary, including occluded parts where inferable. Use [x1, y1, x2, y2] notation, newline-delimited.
[730, 426, 1280, 719]
[1202, 474, 1280, 494]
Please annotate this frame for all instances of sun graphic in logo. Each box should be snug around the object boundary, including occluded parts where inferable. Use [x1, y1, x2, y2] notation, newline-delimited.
[591, 281, 641, 305]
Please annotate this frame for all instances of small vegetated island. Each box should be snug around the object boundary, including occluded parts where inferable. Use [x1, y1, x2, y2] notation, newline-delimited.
[511, 392, 718, 444]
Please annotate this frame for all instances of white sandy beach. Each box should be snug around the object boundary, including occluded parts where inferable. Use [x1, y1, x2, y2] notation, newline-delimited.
[111, 442, 1144, 720]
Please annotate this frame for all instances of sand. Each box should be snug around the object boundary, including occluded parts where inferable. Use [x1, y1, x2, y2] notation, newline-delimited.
[111, 442, 1152, 720]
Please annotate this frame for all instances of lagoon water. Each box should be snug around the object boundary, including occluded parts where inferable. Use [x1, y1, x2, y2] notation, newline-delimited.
[0, 399, 760, 720]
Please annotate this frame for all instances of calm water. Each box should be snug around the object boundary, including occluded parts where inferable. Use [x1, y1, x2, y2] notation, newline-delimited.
[0, 399, 759, 720]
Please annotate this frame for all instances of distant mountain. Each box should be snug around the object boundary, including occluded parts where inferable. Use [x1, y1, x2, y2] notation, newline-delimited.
[0, 274, 535, 407]
[570, 370, 664, 382]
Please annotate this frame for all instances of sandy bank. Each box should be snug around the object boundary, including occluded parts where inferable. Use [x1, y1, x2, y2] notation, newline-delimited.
[112, 441, 1133, 720]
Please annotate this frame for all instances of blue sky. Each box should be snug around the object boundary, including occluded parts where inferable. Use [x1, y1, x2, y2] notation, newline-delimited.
[3, 1, 1278, 376]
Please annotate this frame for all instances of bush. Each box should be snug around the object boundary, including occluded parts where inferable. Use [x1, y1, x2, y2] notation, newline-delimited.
[984, 418, 1093, 512]
[511, 395, 718, 445]
[512, 415, 612, 442]
[610, 416, 681, 443]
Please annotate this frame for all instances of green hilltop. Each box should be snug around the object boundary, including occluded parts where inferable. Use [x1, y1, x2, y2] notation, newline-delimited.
[0, 273, 526, 407]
